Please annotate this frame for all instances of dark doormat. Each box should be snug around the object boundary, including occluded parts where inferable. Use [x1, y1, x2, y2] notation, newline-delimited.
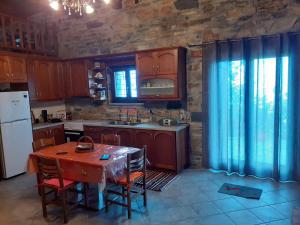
[218, 183, 263, 199]
[135, 169, 177, 192]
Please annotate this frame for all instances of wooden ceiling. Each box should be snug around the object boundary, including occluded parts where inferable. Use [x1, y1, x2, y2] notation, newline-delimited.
[0, 0, 50, 18]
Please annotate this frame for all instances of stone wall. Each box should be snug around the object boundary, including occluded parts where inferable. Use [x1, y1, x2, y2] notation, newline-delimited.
[33, 0, 300, 168]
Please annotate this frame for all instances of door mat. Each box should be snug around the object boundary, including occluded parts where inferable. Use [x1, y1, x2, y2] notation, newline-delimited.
[218, 183, 263, 199]
[135, 169, 177, 192]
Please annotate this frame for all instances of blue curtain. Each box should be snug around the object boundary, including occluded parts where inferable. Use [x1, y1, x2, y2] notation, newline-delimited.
[203, 33, 300, 181]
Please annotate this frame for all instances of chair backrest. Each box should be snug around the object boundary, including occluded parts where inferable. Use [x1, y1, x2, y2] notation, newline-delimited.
[37, 156, 64, 188]
[101, 134, 121, 146]
[126, 146, 147, 181]
[33, 137, 56, 152]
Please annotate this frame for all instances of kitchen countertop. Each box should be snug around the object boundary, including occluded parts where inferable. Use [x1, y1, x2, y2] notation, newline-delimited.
[32, 122, 65, 130]
[33, 120, 189, 132]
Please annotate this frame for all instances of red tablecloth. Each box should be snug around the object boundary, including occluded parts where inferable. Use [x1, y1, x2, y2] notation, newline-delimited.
[28, 142, 138, 184]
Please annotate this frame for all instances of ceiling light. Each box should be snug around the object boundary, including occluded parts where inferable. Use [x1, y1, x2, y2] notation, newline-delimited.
[49, 0, 111, 16]
[85, 5, 95, 14]
[49, 0, 59, 11]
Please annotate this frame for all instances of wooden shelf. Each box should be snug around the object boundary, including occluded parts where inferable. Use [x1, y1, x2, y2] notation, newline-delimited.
[0, 13, 58, 56]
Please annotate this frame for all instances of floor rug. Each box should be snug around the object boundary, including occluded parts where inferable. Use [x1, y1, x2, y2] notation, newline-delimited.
[135, 169, 177, 192]
[218, 183, 263, 199]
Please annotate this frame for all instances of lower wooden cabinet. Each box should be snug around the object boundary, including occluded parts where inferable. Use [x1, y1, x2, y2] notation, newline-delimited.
[153, 131, 177, 170]
[116, 128, 134, 147]
[83, 125, 189, 172]
[33, 124, 65, 150]
[134, 129, 155, 168]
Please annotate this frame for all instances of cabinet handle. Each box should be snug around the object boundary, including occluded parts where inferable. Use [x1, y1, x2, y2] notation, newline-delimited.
[81, 169, 87, 176]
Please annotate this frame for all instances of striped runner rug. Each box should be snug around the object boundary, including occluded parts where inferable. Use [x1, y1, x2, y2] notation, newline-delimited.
[135, 169, 178, 192]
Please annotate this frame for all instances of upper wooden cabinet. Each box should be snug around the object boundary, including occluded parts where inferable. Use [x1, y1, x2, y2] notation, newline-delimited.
[0, 54, 27, 83]
[0, 56, 9, 83]
[136, 47, 186, 101]
[8, 56, 27, 83]
[27, 58, 64, 101]
[136, 52, 156, 76]
[63, 60, 90, 98]
[0, 13, 58, 56]
[136, 48, 180, 77]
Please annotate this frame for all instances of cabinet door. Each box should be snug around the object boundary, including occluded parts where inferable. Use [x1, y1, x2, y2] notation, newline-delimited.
[62, 62, 72, 99]
[49, 125, 65, 145]
[0, 56, 10, 83]
[8, 56, 27, 83]
[116, 128, 133, 147]
[27, 59, 38, 100]
[69, 60, 89, 97]
[136, 52, 156, 77]
[35, 60, 51, 100]
[84, 126, 102, 143]
[134, 130, 155, 167]
[33, 128, 50, 141]
[47, 61, 62, 100]
[156, 49, 178, 76]
[153, 131, 176, 170]
[56, 62, 65, 99]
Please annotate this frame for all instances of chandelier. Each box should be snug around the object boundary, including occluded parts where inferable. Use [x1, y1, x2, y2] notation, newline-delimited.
[49, 0, 110, 16]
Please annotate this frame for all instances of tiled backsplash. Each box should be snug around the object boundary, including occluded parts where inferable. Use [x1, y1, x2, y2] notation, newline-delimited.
[31, 101, 66, 121]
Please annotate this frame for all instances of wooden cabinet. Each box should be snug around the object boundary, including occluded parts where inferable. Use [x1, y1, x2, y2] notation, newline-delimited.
[136, 49, 178, 77]
[136, 47, 186, 101]
[51, 125, 66, 145]
[84, 126, 115, 143]
[0, 56, 10, 83]
[153, 131, 177, 170]
[64, 60, 89, 97]
[136, 52, 156, 77]
[0, 54, 27, 83]
[27, 58, 64, 101]
[116, 128, 134, 147]
[33, 124, 65, 148]
[134, 129, 155, 167]
[156, 49, 178, 76]
[9, 56, 27, 83]
[83, 125, 189, 172]
[0, 14, 58, 56]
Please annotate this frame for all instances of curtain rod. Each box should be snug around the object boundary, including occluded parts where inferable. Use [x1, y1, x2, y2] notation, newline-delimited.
[188, 31, 300, 48]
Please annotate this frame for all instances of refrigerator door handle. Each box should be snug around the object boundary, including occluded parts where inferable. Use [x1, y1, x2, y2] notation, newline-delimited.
[1, 119, 29, 124]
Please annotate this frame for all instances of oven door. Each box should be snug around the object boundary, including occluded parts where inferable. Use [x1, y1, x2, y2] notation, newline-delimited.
[64, 130, 84, 142]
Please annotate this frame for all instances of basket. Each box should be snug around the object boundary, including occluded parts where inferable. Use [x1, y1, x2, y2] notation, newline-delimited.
[75, 136, 95, 153]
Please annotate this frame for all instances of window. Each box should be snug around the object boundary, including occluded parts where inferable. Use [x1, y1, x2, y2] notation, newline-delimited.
[110, 67, 138, 103]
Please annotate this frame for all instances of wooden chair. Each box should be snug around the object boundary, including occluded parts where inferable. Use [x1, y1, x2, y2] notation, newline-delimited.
[37, 156, 88, 224]
[33, 137, 56, 152]
[101, 134, 121, 146]
[33, 137, 57, 195]
[104, 146, 147, 219]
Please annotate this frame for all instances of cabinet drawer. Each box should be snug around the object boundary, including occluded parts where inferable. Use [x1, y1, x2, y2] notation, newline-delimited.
[60, 161, 103, 184]
[84, 126, 102, 133]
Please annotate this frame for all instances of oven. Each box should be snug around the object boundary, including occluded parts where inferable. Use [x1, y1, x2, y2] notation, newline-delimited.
[64, 121, 84, 142]
[64, 130, 84, 142]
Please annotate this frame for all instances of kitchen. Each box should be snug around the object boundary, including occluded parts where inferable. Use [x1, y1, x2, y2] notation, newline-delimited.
[1, 0, 300, 225]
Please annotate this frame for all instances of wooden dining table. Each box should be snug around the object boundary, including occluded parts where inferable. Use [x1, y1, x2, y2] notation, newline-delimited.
[28, 142, 139, 210]
[28, 142, 139, 184]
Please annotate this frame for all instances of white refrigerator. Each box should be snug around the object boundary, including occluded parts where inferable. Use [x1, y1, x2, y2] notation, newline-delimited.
[0, 91, 33, 179]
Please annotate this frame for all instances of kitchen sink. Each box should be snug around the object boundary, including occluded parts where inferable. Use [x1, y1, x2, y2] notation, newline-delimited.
[109, 121, 140, 126]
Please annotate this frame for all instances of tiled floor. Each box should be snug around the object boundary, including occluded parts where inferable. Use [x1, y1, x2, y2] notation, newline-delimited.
[0, 169, 299, 225]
